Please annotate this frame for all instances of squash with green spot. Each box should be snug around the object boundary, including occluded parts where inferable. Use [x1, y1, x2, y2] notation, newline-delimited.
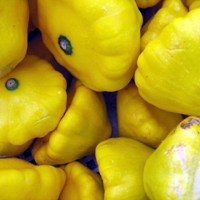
[0, 55, 67, 157]
[36, 0, 142, 91]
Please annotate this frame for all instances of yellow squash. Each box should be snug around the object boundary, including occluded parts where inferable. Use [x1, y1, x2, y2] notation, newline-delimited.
[36, 0, 142, 91]
[59, 161, 104, 200]
[0, 0, 29, 79]
[0, 157, 66, 200]
[186, 0, 200, 10]
[32, 78, 112, 165]
[27, 33, 70, 84]
[135, 0, 162, 8]
[144, 116, 200, 199]
[0, 55, 67, 156]
[141, 0, 188, 51]
[117, 82, 183, 148]
[135, 8, 200, 116]
[96, 137, 154, 200]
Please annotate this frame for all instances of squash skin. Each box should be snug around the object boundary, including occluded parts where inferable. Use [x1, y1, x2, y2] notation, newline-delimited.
[135, 8, 200, 116]
[36, 0, 142, 91]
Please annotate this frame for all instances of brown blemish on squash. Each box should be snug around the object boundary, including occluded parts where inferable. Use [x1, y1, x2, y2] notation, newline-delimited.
[181, 118, 200, 129]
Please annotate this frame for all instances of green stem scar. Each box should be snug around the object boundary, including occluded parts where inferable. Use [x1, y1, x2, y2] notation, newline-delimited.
[58, 35, 73, 55]
[5, 78, 19, 91]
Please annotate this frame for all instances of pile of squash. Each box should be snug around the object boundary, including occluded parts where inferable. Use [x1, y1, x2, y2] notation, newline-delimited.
[1, 0, 200, 199]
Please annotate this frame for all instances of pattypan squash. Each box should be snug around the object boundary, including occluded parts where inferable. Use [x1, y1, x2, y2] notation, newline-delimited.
[36, 0, 142, 91]
[141, 0, 188, 51]
[144, 116, 200, 200]
[95, 137, 154, 200]
[0, 157, 66, 200]
[117, 82, 183, 148]
[27, 33, 70, 83]
[135, 0, 162, 8]
[186, 0, 200, 10]
[32, 78, 112, 165]
[0, 0, 29, 79]
[135, 8, 200, 116]
[59, 161, 104, 200]
[0, 55, 67, 157]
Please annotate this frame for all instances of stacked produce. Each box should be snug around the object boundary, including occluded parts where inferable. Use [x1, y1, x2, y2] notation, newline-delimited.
[0, 0, 200, 199]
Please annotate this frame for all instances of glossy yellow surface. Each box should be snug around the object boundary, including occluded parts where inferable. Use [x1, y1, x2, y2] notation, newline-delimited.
[135, 9, 200, 115]
[36, 0, 142, 91]
[96, 137, 154, 200]
[32, 79, 112, 165]
[0, 157, 66, 200]
[141, 0, 188, 51]
[0, 0, 29, 79]
[0, 55, 67, 156]
[59, 161, 104, 200]
[117, 82, 183, 148]
[144, 116, 200, 199]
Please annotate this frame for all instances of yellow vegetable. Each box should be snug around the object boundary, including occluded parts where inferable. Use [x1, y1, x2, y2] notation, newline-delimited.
[0, 140, 33, 159]
[135, 0, 162, 8]
[27, 33, 70, 84]
[59, 161, 104, 200]
[0, 157, 66, 200]
[0, 55, 67, 156]
[135, 8, 200, 116]
[36, 0, 142, 91]
[117, 82, 183, 148]
[144, 116, 200, 199]
[96, 137, 154, 200]
[186, 0, 200, 10]
[141, 0, 188, 51]
[0, 0, 29, 79]
[32, 78, 112, 165]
